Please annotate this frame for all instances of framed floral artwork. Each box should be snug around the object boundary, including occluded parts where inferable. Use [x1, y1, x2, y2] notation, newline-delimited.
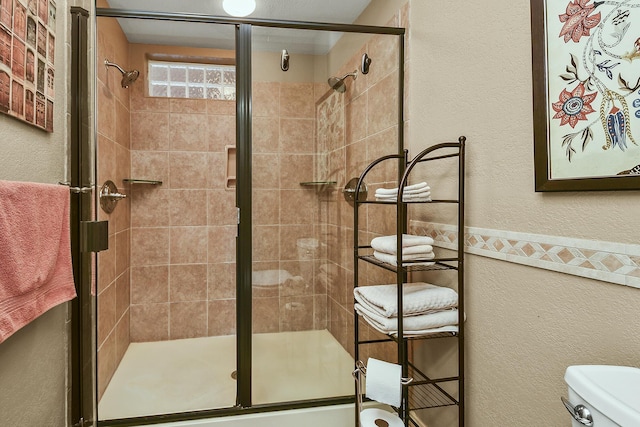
[532, 0, 640, 191]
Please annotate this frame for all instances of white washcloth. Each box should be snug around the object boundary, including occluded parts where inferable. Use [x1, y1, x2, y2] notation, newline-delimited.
[354, 283, 458, 317]
[375, 182, 430, 195]
[356, 303, 459, 333]
[373, 251, 435, 266]
[371, 234, 434, 252]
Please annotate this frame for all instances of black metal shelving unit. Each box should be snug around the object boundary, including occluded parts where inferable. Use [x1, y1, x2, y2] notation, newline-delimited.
[353, 137, 466, 427]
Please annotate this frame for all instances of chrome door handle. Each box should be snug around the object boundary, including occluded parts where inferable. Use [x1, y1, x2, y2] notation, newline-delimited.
[101, 192, 127, 200]
[561, 396, 593, 426]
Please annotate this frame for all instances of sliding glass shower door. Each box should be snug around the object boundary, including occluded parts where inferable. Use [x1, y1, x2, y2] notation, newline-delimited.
[249, 25, 358, 406]
[90, 5, 404, 424]
[95, 14, 240, 421]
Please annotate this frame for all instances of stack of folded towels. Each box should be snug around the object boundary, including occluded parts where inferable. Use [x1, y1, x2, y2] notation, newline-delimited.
[371, 234, 435, 266]
[375, 181, 431, 202]
[354, 282, 460, 337]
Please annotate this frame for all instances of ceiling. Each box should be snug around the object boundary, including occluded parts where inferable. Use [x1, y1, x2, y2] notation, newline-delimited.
[105, 0, 373, 54]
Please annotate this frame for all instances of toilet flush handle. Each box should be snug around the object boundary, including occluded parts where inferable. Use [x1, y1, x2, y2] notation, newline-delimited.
[561, 396, 593, 426]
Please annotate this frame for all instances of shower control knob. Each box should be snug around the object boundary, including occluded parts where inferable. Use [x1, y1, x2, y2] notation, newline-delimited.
[99, 180, 127, 214]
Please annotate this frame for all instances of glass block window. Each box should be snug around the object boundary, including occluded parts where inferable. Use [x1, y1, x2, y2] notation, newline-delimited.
[148, 60, 236, 100]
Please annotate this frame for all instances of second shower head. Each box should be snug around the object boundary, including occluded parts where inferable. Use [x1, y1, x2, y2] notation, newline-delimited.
[328, 70, 358, 93]
[104, 59, 140, 88]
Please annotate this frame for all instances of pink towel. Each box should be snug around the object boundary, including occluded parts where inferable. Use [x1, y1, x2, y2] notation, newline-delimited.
[0, 180, 77, 343]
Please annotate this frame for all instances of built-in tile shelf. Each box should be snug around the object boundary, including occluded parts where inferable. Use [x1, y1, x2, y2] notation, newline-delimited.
[226, 145, 236, 190]
[410, 220, 640, 289]
[123, 179, 163, 185]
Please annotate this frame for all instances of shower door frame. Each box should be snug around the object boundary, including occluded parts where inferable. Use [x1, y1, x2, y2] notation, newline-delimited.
[89, 6, 405, 426]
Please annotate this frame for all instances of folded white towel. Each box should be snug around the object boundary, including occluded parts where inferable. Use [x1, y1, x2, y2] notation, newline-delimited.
[375, 191, 432, 202]
[354, 283, 458, 317]
[375, 244, 434, 256]
[387, 325, 458, 338]
[373, 251, 435, 266]
[355, 303, 459, 332]
[375, 195, 432, 203]
[375, 182, 430, 195]
[371, 234, 435, 252]
[375, 191, 431, 199]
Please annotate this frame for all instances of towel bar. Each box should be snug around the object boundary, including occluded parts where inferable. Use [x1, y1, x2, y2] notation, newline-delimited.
[58, 181, 92, 194]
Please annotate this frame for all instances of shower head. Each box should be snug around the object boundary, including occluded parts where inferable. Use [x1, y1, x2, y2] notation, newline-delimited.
[104, 59, 140, 88]
[327, 70, 358, 93]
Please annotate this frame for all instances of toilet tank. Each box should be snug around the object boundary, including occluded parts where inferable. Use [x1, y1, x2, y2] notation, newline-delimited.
[564, 365, 640, 427]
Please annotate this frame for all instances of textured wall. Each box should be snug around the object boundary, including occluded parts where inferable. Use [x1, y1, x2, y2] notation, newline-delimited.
[406, 1, 640, 426]
[0, 0, 73, 425]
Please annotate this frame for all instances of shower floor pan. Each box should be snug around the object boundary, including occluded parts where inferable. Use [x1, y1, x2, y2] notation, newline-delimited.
[98, 329, 355, 420]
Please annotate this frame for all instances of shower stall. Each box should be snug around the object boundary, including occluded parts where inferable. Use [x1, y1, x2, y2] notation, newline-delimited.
[73, 2, 406, 425]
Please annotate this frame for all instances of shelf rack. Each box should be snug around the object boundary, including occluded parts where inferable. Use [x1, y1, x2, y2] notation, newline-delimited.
[352, 136, 466, 427]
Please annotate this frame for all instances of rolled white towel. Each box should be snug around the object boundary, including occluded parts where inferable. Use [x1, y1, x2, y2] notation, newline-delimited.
[354, 283, 458, 317]
[371, 234, 435, 252]
[375, 182, 430, 196]
[373, 251, 435, 266]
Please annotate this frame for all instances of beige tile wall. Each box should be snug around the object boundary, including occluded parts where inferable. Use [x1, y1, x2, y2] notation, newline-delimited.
[320, 5, 409, 363]
[251, 81, 326, 334]
[127, 46, 327, 341]
[128, 81, 237, 341]
[96, 12, 132, 399]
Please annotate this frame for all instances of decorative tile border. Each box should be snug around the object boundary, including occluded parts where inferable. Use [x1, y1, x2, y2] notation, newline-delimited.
[410, 220, 640, 289]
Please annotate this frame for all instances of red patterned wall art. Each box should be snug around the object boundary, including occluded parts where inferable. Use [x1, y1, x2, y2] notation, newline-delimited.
[0, 0, 55, 132]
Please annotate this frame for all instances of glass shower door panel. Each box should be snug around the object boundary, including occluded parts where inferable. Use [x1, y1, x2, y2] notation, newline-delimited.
[250, 26, 359, 405]
[95, 16, 238, 421]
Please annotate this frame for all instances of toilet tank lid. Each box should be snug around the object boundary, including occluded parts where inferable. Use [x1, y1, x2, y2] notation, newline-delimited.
[565, 365, 640, 426]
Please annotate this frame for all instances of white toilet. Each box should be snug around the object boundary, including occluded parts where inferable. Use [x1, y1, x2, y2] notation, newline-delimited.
[564, 365, 640, 426]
